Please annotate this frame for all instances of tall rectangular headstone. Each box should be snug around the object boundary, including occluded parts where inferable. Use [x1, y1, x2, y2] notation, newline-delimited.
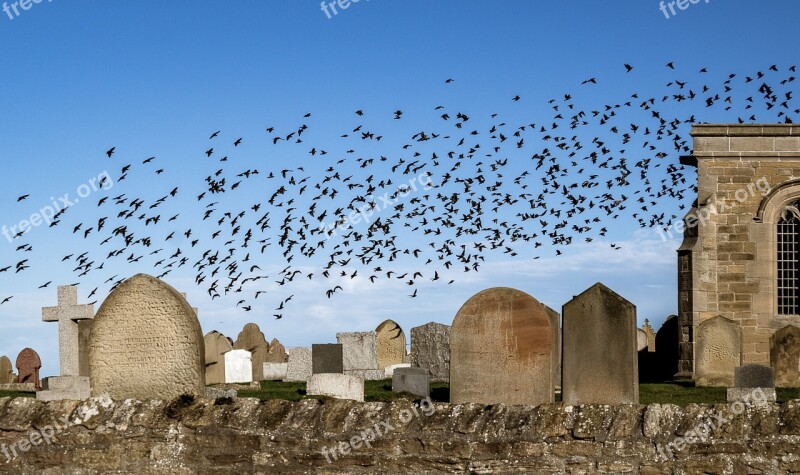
[285, 347, 312, 382]
[312, 344, 344, 374]
[336, 332, 382, 380]
[562, 283, 639, 405]
[410, 322, 450, 382]
[694, 316, 742, 387]
[450, 287, 553, 405]
[770, 325, 800, 388]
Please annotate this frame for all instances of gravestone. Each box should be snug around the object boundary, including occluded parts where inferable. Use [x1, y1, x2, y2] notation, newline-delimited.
[637, 329, 649, 352]
[263, 363, 288, 381]
[336, 332, 383, 380]
[654, 315, 679, 381]
[392, 367, 429, 398]
[727, 364, 777, 403]
[78, 320, 92, 377]
[643, 319, 656, 352]
[16, 348, 41, 390]
[285, 347, 312, 382]
[224, 349, 253, 384]
[89, 274, 205, 399]
[770, 325, 800, 388]
[266, 339, 287, 363]
[204, 331, 233, 385]
[410, 322, 450, 382]
[450, 287, 553, 405]
[694, 316, 742, 387]
[312, 344, 344, 374]
[306, 374, 364, 402]
[42, 286, 94, 377]
[233, 323, 270, 381]
[375, 320, 407, 371]
[562, 283, 638, 405]
[0, 356, 13, 384]
[544, 305, 562, 391]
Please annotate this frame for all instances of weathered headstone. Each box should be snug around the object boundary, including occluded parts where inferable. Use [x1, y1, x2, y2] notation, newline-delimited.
[544, 305, 562, 391]
[637, 329, 649, 352]
[410, 322, 450, 382]
[306, 374, 364, 402]
[0, 356, 13, 384]
[89, 274, 205, 399]
[312, 344, 344, 374]
[263, 362, 288, 381]
[78, 320, 92, 377]
[224, 349, 253, 384]
[375, 319, 407, 371]
[643, 319, 656, 352]
[204, 331, 233, 385]
[770, 325, 800, 388]
[42, 286, 94, 377]
[727, 364, 776, 403]
[266, 339, 287, 363]
[336, 332, 383, 380]
[562, 283, 639, 405]
[694, 316, 742, 387]
[233, 323, 270, 381]
[285, 347, 312, 382]
[16, 348, 41, 390]
[392, 367, 429, 398]
[450, 287, 553, 405]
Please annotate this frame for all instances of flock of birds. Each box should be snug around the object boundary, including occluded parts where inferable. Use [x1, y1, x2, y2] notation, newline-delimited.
[2, 63, 798, 317]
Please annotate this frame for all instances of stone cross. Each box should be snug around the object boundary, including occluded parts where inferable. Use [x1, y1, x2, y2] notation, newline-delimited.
[42, 286, 94, 377]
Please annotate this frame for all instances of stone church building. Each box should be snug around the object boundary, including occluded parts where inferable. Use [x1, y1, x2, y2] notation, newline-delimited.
[678, 124, 800, 385]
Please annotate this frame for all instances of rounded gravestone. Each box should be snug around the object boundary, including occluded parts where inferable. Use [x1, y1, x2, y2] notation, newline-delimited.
[266, 339, 287, 363]
[233, 323, 270, 381]
[375, 319, 407, 371]
[89, 274, 205, 399]
[450, 287, 553, 405]
[16, 348, 41, 389]
[0, 356, 13, 384]
[204, 331, 233, 385]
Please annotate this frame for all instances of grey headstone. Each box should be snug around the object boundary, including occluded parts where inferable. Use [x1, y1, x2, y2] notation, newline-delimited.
[285, 347, 312, 382]
[410, 322, 450, 382]
[770, 325, 800, 388]
[562, 283, 639, 405]
[336, 332, 378, 371]
[312, 344, 344, 374]
[734, 364, 774, 388]
[392, 367, 430, 398]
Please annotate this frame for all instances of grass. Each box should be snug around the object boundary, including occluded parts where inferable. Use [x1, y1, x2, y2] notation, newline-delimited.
[236, 380, 800, 406]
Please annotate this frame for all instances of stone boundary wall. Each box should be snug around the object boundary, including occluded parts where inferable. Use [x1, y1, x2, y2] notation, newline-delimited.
[0, 396, 799, 473]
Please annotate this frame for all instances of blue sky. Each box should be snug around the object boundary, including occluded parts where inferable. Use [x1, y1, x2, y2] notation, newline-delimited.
[0, 1, 798, 377]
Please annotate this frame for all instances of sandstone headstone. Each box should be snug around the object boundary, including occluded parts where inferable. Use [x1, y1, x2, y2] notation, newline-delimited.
[375, 320, 407, 371]
[544, 305, 562, 391]
[637, 329, 649, 352]
[224, 349, 253, 384]
[42, 285, 94, 377]
[312, 344, 344, 374]
[410, 322, 450, 382]
[204, 331, 233, 385]
[392, 367, 429, 398]
[266, 339, 287, 363]
[450, 287, 553, 405]
[306, 374, 364, 402]
[770, 325, 800, 388]
[233, 323, 270, 381]
[643, 319, 656, 352]
[263, 363, 288, 381]
[16, 348, 41, 390]
[695, 316, 742, 387]
[89, 274, 205, 399]
[337, 332, 379, 377]
[78, 320, 92, 377]
[0, 356, 13, 384]
[285, 347, 312, 382]
[562, 283, 639, 405]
